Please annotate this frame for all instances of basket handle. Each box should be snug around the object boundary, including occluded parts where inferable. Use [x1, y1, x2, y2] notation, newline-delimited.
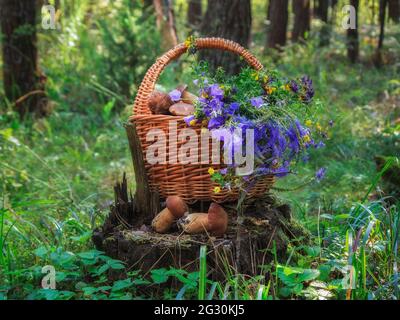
[132, 37, 264, 116]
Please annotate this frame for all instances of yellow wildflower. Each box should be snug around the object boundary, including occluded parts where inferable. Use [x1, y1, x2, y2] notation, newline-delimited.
[285, 84, 291, 91]
[266, 87, 276, 95]
[316, 123, 322, 131]
[252, 72, 259, 81]
[213, 186, 221, 194]
[189, 119, 197, 126]
[208, 167, 215, 175]
[305, 120, 312, 127]
[303, 135, 311, 143]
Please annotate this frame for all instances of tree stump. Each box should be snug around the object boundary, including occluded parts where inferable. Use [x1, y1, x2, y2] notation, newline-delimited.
[92, 174, 309, 282]
[93, 123, 309, 282]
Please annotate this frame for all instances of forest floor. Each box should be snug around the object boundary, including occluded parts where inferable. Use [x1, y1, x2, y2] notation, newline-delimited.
[0, 23, 399, 299]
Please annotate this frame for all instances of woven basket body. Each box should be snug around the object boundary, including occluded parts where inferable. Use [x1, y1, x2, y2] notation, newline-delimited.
[130, 38, 274, 203]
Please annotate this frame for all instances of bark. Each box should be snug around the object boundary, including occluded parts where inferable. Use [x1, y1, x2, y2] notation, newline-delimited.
[200, 0, 252, 75]
[153, 0, 178, 48]
[347, 0, 360, 63]
[388, 0, 400, 22]
[318, 0, 329, 22]
[378, 0, 388, 50]
[125, 123, 160, 221]
[0, 0, 48, 117]
[267, 0, 289, 50]
[187, 0, 202, 30]
[292, 0, 311, 42]
[374, 0, 388, 66]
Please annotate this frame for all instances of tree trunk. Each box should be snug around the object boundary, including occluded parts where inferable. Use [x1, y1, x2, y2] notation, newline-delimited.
[187, 0, 202, 30]
[318, 0, 329, 22]
[199, 0, 252, 75]
[347, 0, 359, 63]
[374, 0, 388, 66]
[0, 0, 48, 117]
[292, 0, 311, 42]
[378, 0, 388, 50]
[388, 0, 400, 22]
[153, 0, 178, 49]
[267, 0, 289, 50]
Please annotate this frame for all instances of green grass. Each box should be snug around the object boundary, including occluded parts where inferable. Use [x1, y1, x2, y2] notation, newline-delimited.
[0, 0, 399, 300]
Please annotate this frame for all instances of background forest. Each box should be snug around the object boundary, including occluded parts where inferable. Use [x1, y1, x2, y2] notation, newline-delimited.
[0, 0, 399, 300]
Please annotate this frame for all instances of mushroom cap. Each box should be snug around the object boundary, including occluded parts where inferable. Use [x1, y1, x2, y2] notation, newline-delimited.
[166, 196, 188, 218]
[207, 203, 228, 236]
[169, 102, 195, 116]
[148, 91, 173, 115]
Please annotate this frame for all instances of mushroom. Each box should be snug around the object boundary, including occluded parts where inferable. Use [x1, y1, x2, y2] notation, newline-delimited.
[148, 91, 173, 115]
[176, 84, 198, 105]
[152, 196, 188, 233]
[179, 203, 228, 236]
[169, 102, 195, 116]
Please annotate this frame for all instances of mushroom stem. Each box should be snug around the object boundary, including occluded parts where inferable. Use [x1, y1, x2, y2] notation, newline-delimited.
[180, 213, 209, 234]
[179, 203, 228, 237]
[152, 207, 176, 233]
[152, 196, 188, 233]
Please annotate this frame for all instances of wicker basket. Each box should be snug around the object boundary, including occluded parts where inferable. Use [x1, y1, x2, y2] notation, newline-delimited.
[129, 37, 275, 203]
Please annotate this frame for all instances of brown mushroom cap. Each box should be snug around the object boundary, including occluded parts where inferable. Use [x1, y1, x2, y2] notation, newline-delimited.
[207, 203, 228, 236]
[166, 196, 188, 218]
[169, 102, 195, 116]
[148, 91, 173, 115]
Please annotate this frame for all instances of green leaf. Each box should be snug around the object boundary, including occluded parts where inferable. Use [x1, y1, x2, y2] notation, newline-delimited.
[102, 99, 116, 121]
[112, 279, 133, 292]
[304, 246, 321, 258]
[96, 264, 110, 275]
[151, 268, 169, 284]
[70, 231, 92, 243]
[33, 246, 48, 259]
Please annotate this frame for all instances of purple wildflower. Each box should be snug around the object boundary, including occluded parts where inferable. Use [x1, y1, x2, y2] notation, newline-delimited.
[228, 102, 240, 114]
[315, 167, 327, 181]
[169, 89, 182, 102]
[314, 141, 325, 149]
[208, 116, 225, 130]
[289, 80, 299, 93]
[250, 97, 264, 108]
[184, 115, 195, 126]
[209, 84, 224, 99]
[329, 120, 334, 127]
[300, 76, 314, 103]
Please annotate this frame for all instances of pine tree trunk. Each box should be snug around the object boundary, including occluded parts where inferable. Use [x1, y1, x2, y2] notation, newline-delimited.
[0, 0, 48, 117]
[187, 0, 202, 30]
[267, 0, 289, 50]
[200, 0, 252, 75]
[292, 0, 311, 42]
[318, 0, 329, 22]
[378, 0, 388, 50]
[347, 0, 359, 63]
[388, 0, 400, 22]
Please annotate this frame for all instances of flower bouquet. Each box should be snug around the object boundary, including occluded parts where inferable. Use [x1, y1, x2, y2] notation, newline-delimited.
[174, 61, 327, 194]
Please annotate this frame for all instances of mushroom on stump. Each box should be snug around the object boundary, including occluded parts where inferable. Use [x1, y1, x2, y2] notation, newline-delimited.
[152, 196, 188, 233]
[179, 203, 228, 237]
